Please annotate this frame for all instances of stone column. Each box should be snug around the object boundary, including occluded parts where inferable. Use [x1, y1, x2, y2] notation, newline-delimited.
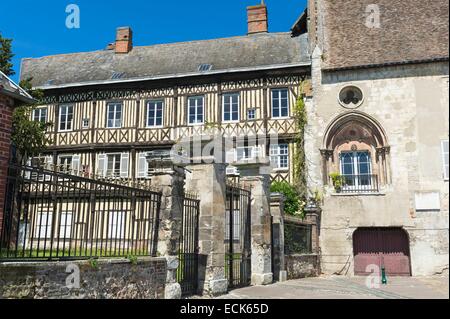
[185, 160, 228, 296]
[304, 205, 322, 254]
[235, 160, 273, 286]
[152, 167, 185, 299]
[270, 193, 287, 282]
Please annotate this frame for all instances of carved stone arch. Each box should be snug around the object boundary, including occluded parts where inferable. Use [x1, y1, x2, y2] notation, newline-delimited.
[320, 111, 391, 188]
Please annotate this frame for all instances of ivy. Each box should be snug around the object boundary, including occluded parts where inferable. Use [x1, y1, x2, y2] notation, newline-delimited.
[292, 81, 309, 215]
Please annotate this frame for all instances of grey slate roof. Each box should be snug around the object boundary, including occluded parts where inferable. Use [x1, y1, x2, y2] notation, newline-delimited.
[0, 71, 34, 104]
[21, 33, 310, 89]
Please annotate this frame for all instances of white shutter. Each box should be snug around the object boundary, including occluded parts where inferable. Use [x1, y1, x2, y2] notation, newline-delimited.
[72, 155, 81, 175]
[45, 156, 53, 181]
[137, 152, 148, 179]
[120, 153, 130, 178]
[25, 159, 32, 179]
[97, 154, 107, 177]
[226, 149, 236, 164]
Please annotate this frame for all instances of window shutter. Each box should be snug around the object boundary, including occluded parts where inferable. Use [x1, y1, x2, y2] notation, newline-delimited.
[120, 153, 130, 178]
[137, 152, 148, 178]
[24, 159, 32, 179]
[45, 156, 53, 181]
[72, 155, 81, 175]
[226, 149, 236, 164]
[97, 154, 107, 177]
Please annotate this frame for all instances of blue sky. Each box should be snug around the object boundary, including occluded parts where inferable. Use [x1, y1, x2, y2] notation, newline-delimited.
[1, 0, 307, 82]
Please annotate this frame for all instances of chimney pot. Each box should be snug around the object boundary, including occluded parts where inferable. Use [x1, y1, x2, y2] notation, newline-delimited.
[247, 3, 268, 34]
[115, 27, 133, 54]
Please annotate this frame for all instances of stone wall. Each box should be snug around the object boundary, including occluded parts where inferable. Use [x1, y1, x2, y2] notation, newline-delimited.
[285, 254, 320, 280]
[0, 257, 167, 299]
[306, 52, 449, 276]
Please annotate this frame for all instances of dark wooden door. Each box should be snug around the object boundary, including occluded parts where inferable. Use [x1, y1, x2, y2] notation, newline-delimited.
[353, 228, 411, 276]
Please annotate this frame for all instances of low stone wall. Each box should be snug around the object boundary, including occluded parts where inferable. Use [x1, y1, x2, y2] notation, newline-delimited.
[285, 254, 320, 280]
[0, 257, 167, 299]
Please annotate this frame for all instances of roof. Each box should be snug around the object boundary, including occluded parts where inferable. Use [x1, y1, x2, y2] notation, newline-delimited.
[316, 0, 449, 70]
[21, 32, 310, 89]
[0, 71, 34, 104]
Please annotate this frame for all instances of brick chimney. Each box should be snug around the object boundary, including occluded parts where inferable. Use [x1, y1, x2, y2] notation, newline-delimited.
[247, 1, 268, 34]
[115, 27, 133, 54]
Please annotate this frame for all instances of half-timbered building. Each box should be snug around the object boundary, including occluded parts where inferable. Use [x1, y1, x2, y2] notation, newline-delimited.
[20, 3, 310, 184]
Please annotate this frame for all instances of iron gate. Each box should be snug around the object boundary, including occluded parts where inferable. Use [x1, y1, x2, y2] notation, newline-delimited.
[225, 183, 251, 289]
[177, 194, 200, 296]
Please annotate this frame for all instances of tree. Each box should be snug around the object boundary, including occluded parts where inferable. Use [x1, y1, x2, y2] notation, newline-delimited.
[12, 78, 52, 164]
[0, 32, 14, 76]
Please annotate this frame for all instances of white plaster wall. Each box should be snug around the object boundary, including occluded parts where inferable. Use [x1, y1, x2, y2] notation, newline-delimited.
[307, 53, 449, 276]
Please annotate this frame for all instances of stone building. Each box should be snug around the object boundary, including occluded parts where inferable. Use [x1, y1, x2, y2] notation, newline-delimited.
[0, 71, 34, 235]
[292, 0, 449, 276]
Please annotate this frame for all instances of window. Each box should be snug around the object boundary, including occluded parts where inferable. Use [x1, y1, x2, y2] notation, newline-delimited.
[97, 153, 129, 178]
[270, 144, 289, 170]
[272, 89, 289, 118]
[58, 155, 80, 174]
[59, 105, 74, 132]
[442, 140, 449, 180]
[247, 108, 256, 120]
[339, 86, 364, 108]
[108, 212, 125, 239]
[188, 96, 204, 125]
[106, 102, 122, 128]
[35, 212, 52, 239]
[223, 93, 239, 122]
[33, 108, 47, 123]
[147, 101, 164, 127]
[58, 155, 73, 173]
[339, 151, 372, 188]
[236, 146, 261, 162]
[225, 210, 240, 241]
[59, 212, 72, 239]
[82, 118, 90, 129]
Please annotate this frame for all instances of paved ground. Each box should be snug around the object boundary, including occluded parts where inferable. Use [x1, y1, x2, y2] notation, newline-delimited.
[216, 276, 449, 299]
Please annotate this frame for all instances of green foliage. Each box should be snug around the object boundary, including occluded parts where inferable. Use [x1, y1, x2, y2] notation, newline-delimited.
[127, 255, 138, 265]
[11, 78, 51, 162]
[292, 82, 308, 201]
[0, 32, 14, 76]
[11, 105, 53, 162]
[270, 181, 305, 217]
[329, 172, 344, 192]
[89, 258, 99, 270]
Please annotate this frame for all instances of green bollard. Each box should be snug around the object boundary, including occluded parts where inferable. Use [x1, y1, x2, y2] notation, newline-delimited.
[381, 266, 387, 285]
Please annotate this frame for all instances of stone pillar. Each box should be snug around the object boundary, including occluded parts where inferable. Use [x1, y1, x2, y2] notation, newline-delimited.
[304, 205, 322, 254]
[235, 161, 273, 286]
[185, 161, 228, 296]
[152, 168, 185, 299]
[0, 95, 14, 237]
[270, 193, 287, 282]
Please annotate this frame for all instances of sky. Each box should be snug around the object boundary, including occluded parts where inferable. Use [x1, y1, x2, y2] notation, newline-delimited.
[1, 0, 307, 83]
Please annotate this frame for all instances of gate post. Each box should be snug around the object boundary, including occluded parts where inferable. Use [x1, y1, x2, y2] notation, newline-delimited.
[185, 136, 228, 296]
[235, 160, 273, 286]
[152, 167, 185, 299]
[270, 193, 287, 282]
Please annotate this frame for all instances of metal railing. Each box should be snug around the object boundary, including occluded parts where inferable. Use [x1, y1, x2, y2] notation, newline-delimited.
[331, 174, 379, 194]
[0, 164, 162, 261]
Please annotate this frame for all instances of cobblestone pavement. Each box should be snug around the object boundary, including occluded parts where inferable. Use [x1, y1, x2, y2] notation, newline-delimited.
[214, 276, 449, 299]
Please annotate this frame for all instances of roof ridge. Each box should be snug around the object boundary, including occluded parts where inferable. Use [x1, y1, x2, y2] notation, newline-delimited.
[22, 32, 293, 61]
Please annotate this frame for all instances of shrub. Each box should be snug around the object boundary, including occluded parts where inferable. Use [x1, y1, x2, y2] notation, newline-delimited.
[270, 181, 305, 216]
